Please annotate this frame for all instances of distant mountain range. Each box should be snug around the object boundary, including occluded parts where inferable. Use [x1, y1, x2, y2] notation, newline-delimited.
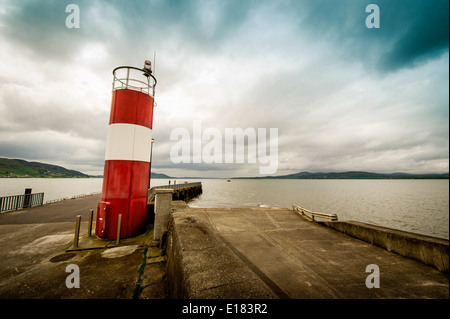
[148, 170, 449, 179]
[0, 158, 177, 179]
[0, 158, 90, 178]
[1, 157, 447, 179]
[0, 157, 179, 179]
[236, 171, 449, 179]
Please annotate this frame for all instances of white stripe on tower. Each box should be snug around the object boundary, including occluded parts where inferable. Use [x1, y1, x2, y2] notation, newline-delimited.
[105, 123, 152, 162]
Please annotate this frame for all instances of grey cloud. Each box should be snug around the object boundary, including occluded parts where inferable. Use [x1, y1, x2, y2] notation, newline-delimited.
[3, 1, 448, 71]
[294, 0, 449, 73]
[376, 0, 449, 72]
[0, 0, 448, 176]
[1, 0, 85, 60]
[0, 0, 255, 60]
[0, 83, 109, 139]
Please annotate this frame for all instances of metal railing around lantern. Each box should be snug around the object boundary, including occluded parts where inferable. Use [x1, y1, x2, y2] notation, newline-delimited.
[112, 66, 157, 97]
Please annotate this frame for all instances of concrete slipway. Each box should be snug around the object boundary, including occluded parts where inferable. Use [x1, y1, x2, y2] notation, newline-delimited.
[166, 202, 448, 299]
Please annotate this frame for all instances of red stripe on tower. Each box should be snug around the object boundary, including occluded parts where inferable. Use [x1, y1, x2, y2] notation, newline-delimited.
[96, 64, 157, 240]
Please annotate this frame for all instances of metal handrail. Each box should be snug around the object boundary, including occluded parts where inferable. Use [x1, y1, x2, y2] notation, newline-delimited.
[0, 192, 44, 213]
[292, 204, 338, 222]
[112, 66, 157, 97]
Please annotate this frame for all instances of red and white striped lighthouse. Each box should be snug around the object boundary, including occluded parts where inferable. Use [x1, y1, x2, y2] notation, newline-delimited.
[96, 63, 157, 240]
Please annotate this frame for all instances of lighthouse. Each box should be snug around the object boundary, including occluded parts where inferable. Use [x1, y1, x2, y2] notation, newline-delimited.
[96, 62, 157, 240]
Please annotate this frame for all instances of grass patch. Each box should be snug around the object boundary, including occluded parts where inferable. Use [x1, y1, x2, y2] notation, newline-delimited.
[132, 246, 148, 299]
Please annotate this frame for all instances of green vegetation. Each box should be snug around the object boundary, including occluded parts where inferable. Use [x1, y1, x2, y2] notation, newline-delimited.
[0, 158, 89, 178]
[132, 246, 148, 299]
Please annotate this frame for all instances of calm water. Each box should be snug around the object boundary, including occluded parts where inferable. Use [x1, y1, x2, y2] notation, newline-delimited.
[0, 178, 104, 202]
[1, 178, 448, 239]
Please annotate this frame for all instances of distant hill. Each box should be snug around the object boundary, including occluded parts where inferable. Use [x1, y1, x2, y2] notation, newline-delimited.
[236, 171, 449, 179]
[151, 172, 172, 179]
[0, 158, 89, 178]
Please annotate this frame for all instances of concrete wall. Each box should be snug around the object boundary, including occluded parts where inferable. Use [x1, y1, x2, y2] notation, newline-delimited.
[153, 189, 174, 241]
[172, 185, 202, 201]
[165, 202, 278, 299]
[319, 220, 449, 273]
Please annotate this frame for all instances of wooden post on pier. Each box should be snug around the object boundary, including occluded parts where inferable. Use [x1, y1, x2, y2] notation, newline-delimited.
[74, 215, 81, 248]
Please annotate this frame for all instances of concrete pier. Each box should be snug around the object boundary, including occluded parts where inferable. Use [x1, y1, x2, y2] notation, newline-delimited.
[148, 182, 202, 203]
[167, 202, 449, 299]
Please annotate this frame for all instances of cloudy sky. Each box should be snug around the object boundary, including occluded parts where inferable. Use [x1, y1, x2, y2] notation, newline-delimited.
[0, 0, 448, 177]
